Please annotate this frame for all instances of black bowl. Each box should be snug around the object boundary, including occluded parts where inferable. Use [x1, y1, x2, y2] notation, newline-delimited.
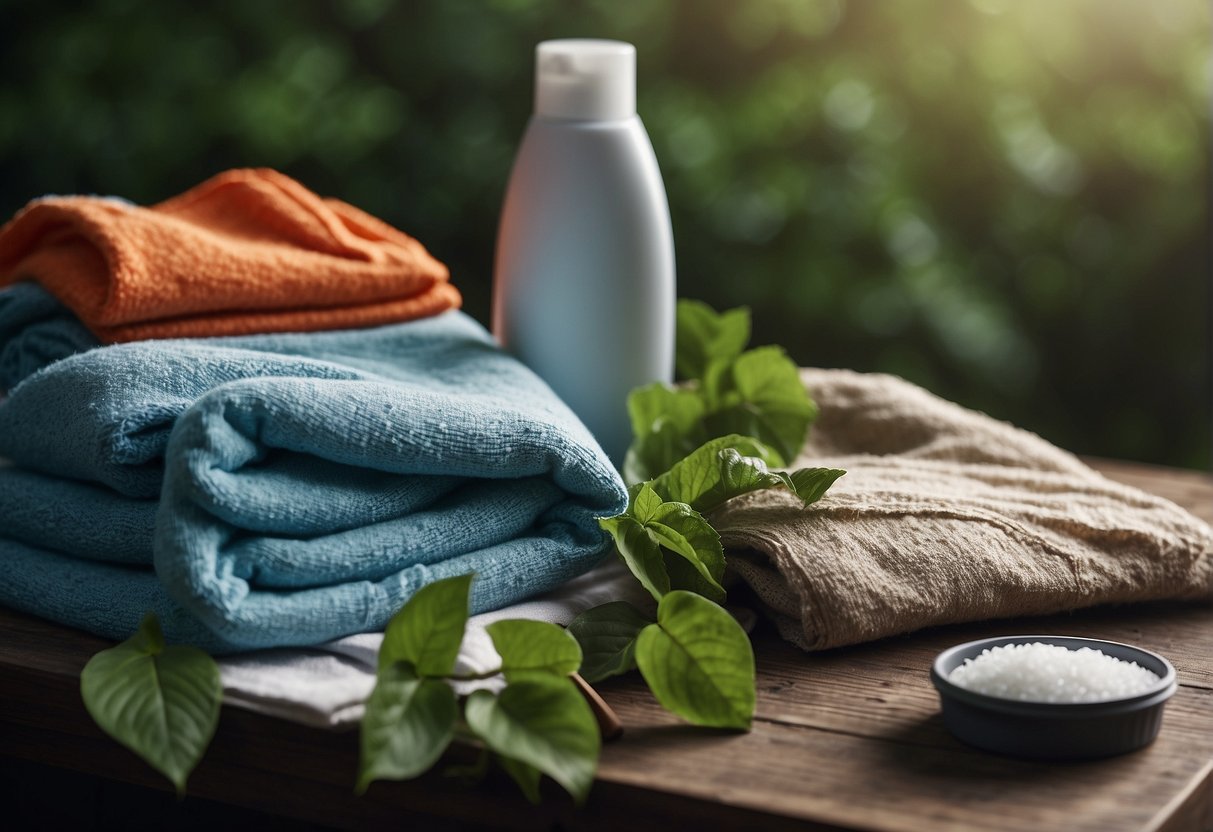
[930, 635, 1177, 760]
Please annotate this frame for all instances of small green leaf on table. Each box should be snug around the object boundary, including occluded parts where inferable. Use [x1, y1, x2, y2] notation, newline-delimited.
[464, 675, 601, 805]
[80, 612, 222, 794]
[379, 573, 472, 676]
[485, 619, 582, 682]
[635, 591, 756, 730]
[357, 662, 457, 794]
[567, 601, 652, 683]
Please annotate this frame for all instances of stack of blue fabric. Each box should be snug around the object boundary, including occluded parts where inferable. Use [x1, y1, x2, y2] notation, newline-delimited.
[0, 283, 626, 652]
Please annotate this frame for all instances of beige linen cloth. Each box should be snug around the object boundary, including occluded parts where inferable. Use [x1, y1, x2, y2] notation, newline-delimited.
[712, 369, 1213, 651]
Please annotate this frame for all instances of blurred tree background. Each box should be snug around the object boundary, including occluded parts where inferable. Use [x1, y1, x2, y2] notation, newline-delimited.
[2, 0, 1209, 468]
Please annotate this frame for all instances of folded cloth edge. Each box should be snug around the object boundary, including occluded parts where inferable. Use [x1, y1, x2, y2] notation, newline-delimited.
[713, 368, 1213, 651]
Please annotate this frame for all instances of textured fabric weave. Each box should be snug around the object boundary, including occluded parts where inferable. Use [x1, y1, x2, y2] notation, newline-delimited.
[0, 281, 96, 391]
[0, 291, 626, 651]
[713, 369, 1213, 650]
[0, 169, 460, 342]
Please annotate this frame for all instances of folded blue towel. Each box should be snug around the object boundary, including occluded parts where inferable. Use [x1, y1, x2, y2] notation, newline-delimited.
[0, 287, 627, 651]
[0, 281, 96, 391]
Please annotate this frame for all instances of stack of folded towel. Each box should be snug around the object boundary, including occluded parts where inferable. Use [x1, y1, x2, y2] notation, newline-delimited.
[0, 168, 461, 341]
[0, 170, 627, 653]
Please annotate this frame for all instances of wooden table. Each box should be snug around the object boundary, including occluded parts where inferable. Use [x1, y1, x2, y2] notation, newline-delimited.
[1, 459, 1210, 831]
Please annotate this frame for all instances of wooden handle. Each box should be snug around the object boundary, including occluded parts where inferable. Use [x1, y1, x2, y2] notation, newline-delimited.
[571, 673, 623, 742]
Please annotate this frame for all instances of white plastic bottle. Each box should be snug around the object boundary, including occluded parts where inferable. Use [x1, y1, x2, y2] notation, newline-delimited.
[492, 39, 675, 467]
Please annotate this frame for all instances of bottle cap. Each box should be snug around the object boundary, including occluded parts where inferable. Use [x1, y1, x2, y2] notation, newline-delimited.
[534, 39, 636, 121]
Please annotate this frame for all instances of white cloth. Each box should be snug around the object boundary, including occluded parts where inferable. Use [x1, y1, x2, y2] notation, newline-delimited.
[217, 559, 649, 729]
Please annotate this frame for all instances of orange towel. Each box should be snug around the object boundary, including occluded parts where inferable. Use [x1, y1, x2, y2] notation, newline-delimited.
[0, 168, 460, 342]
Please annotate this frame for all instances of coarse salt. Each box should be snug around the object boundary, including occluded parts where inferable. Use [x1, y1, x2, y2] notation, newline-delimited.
[947, 642, 1161, 703]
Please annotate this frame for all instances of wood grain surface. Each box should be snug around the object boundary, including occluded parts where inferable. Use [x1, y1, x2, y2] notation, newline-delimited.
[1, 458, 1210, 831]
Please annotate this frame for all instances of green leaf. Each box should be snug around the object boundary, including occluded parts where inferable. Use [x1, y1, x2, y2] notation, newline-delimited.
[603, 493, 727, 603]
[662, 549, 727, 601]
[644, 501, 726, 603]
[648, 434, 784, 511]
[624, 329, 816, 482]
[789, 466, 847, 505]
[706, 346, 817, 462]
[646, 438, 844, 516]
[486, 620, 582, 681]
[464, 676, 601, 805]
[626, 382, 706, 439]
[675, 299, 751, 380]
[357, 663, 457, 794]
[699, 356, 736, 409]
[599, 514, 670, 601]
[635, 592, 756, 729]
[624, 421, 702, 485]
[715, 447, 797, 498]
[379, 573, 472, 676]
[631, 482, 664, 523]
[80, 612, 221, 794]
[566, 601, 652, 683]
[497, 755, 544, 804]
[623, 384, 707, 484]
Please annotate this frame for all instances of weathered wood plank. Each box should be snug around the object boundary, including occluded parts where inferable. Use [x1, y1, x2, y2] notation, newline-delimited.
[592, 609, 1212, 744]
[1086, 457, 1213, 525]
[0, 659, 825, 832]
[595, 684, 1213, 832]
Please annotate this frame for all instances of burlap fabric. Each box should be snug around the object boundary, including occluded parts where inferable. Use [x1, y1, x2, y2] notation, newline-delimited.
[712, 369, 1213, 650]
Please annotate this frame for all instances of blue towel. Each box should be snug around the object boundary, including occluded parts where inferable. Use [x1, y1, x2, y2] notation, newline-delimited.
[0, 281, 96, 391]
[0, 286, 627, 651]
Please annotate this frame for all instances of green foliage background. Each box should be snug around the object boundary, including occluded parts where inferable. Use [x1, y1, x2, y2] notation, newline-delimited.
[2, 0, 1209, 468]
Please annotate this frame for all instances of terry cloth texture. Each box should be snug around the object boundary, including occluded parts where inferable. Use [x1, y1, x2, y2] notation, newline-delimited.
[0, 281, 96, 392]
[0, 293, 626, 652]
[0, 168, 460, 342]
[712, 368, 1213, 651]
